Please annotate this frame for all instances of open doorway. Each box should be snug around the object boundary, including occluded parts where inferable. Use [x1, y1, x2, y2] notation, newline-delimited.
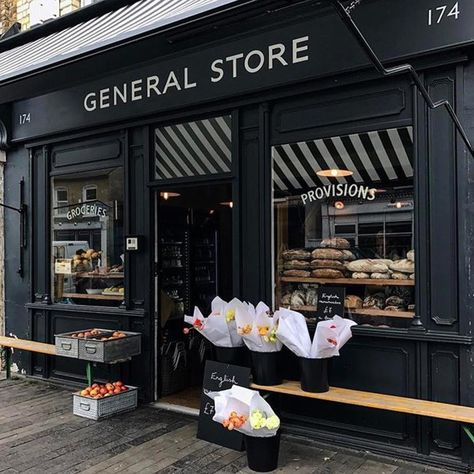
[155, 182, 233, 409]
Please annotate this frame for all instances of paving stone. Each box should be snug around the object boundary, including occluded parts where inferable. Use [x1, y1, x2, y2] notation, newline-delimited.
[0, 378, 460, 474]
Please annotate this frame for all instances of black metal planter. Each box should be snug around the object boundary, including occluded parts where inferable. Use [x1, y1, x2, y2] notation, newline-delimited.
[250, 351, 282, 386]
[245, 432, 280, 472]
[214, 345, 246, 366]
[299, 357, 329, 393]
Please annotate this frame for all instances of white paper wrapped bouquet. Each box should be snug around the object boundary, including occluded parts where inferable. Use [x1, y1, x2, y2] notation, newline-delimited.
[209, 385, 280, 437]
[234, 302, 282, 353]
[184, 296, 245, 347]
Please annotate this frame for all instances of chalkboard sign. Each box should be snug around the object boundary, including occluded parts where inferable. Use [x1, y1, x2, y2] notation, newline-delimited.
[197, 360, 250, 451]
[316, 286, 346, 319]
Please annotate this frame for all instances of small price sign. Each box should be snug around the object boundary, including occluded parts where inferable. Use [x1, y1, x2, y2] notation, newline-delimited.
[316, 286, 346, 319]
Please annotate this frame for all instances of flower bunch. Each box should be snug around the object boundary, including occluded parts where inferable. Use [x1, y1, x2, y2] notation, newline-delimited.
[222, 411, 247, 431]
[249, 409, 280, 430]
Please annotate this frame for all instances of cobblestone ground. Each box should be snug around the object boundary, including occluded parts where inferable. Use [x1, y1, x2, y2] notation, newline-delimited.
[0, 377, 455, 474]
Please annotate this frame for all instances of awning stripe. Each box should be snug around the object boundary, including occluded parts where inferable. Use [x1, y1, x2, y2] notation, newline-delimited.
[154, 115, 232, 179]
[273, 126, 413, 193]
[0, 0, 240, 83]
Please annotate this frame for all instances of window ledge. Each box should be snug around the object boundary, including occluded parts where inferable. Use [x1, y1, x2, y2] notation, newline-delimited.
[25, 302, 145, 317]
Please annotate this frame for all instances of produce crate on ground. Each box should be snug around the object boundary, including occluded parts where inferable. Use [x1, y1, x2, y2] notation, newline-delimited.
[73, 385, 138, 420]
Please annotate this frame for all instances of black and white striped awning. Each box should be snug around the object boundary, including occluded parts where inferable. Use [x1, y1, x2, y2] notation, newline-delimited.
[0, 0, 239, 83]
[273, 126, 413, 192]
[154, 115, 232, 179]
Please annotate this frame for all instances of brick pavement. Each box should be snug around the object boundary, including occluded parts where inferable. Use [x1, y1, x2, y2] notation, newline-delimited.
[0, 377, 456, 473]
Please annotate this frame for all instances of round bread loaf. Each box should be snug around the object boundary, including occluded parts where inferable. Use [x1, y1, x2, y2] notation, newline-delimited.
[282, 249, 311, 261]
[391, 272, 409, 280]
[283, 269, 311, 277]
[352, 272, 370, 279]
[311, 248, 345, 260]
[370, 272, 391, 279]
[341, 250, 356, 261]
[389, 259, 414, 274]
[283, 260, 311, 270]
[311, 268, 344, 279]
[310, 259, 346, 271]
[344, 295, 363, 309]
[319, 237, 350, 249]
[346, 259, 390, 273]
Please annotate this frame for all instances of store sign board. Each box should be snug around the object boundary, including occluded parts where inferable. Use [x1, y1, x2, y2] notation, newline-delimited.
[197, 360, 250, 451]
[12, 0, 474, 140]
[316, 287, 346, 320]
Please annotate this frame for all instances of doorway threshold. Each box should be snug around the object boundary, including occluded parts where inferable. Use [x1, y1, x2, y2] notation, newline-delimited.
[152, 401, 199, 417]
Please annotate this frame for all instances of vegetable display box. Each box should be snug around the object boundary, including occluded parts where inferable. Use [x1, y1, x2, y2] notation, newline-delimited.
[55, 328, 141, 362]
[73, 385, 138, 420]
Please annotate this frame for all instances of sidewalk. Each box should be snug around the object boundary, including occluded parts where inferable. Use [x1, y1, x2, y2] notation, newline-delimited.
[0, 377, 453, 473]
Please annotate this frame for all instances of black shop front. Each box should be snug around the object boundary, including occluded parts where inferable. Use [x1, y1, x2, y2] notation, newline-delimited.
[2, 0, 474, 470]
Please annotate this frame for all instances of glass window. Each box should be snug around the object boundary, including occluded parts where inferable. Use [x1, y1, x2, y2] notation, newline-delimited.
[154, 115, 232, 180]
[273, 126, 415, 329]
[82, 185, 97, 202]
[54, 187, 68, 216]
[51, 168, 124, 306]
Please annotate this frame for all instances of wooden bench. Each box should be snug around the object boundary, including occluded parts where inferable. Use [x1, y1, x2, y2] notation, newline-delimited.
[0, 336, 56, 379]
[251, 380, 474, 444]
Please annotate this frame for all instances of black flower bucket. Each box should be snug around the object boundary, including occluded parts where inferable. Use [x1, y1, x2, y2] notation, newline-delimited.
[214, 345, 246, 366]
[250, 351, 282, 386]
[245, 432, 280, 472]
[299, 357, 329, 393]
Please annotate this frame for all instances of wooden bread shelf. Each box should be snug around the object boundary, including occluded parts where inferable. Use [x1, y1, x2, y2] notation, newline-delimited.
[280, 276, 414, 286]
[62, 292, 124, 301]
[283, 305, 414, 319]
[250, 381, 474, 424]
[348, 308, 414, 319]
[76, 272, 124, 279]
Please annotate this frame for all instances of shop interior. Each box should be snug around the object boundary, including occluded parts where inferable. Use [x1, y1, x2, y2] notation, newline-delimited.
[156, 183, 233, 408]
[274, 125, 415, 330]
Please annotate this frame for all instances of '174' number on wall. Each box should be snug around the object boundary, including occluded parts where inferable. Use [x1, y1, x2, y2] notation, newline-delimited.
[428, 2, 460, 25]
[19, 113, 31, 125]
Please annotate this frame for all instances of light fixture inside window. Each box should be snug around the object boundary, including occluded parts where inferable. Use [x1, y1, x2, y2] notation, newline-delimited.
[220, 201, 233, 208]
[395, 201, 402, 209]
[334, 201, 345, 210]
[160, 192, 180, 200]
[317, 168, 354, 177]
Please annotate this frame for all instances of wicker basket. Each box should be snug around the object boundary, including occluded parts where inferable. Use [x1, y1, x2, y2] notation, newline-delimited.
[73, 386, 138, 420]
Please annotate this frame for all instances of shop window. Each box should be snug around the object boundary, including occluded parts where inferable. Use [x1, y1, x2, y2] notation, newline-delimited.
[154, 115, 232, 180]
[51, 168, 124, 306]
[54, 187, 68, 216]
[273, 126, 415, 329]
[82, 184, 97, 202]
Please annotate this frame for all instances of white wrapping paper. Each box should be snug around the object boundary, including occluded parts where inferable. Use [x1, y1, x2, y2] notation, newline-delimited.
[276, 309, 356, 358]
[184, 296, 245, 347]
[209, 385, 280, 437]
[234, 302, 282, 352]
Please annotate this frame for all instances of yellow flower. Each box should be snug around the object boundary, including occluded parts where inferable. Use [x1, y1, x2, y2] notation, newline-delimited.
[225, 309, 236, 322]
[257, 325, 269, 336]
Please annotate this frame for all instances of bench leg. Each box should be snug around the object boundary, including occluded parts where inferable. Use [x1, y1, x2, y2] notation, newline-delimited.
[463, 426, 474, 445]
[3, 348, 12, 380]
[86, 362, 93, 387]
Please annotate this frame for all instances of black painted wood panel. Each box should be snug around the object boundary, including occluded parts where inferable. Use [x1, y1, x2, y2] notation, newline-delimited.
[426, 70, 459, 330]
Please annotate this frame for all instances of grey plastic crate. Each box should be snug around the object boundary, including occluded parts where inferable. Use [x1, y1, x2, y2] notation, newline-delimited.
[55, 332, 79, 358]
[55, 329, 141, 363]
[78, 330, 141, 363]
[73, 386, 138, 420]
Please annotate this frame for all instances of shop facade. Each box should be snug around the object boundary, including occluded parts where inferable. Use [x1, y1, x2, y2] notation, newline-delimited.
[1, 0, 474, 470]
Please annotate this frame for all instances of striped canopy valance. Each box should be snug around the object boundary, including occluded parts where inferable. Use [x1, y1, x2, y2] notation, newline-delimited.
[273, 126, 413, 192]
